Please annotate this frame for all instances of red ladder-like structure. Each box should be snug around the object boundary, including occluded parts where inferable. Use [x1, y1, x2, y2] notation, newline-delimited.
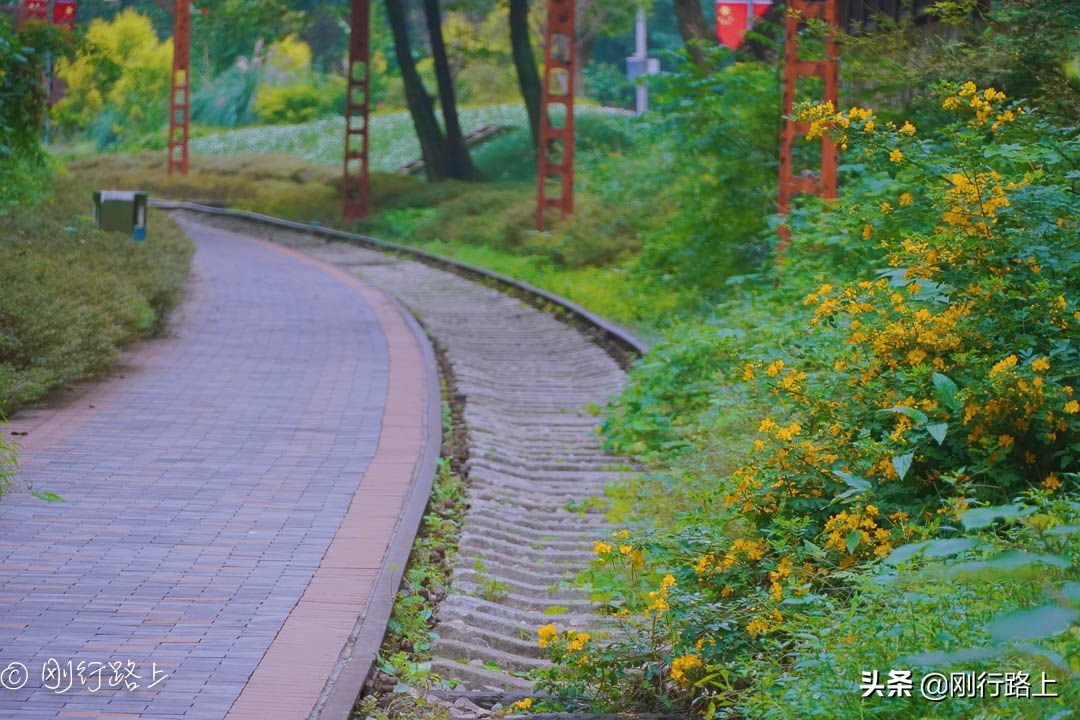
[777, 0, 839, 247]
[167, 0, 191, 176]
[536, 0, 575, 231]
[343, 0, 371, 220]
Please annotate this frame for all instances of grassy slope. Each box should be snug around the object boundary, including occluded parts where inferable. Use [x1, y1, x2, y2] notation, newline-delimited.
[0, 166, 193, 415]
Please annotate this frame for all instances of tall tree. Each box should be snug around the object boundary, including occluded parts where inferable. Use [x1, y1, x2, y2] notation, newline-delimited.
[385, 0, 448, 180]
[673, 0, 715, 68]
[509, 0, 540, 149]
[422, 0, 476, 179]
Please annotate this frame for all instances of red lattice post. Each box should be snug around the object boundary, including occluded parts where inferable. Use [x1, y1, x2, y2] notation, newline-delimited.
[167, 0, 191, 177]
[536, 0, 575, 231]
[342, 0, 371, 221]
[777, 0, 838, 251]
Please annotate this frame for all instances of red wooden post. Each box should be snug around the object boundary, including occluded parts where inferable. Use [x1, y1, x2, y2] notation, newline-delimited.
[536, 0, 575, 231]
[342, 0, 371, 221]
[167, 0, 191, 176]
[777, 0, 838, 250]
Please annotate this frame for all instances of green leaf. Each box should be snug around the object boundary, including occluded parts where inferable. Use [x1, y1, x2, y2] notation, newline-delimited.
[845, 530, 862, 554]
[1046, 524, 1080, 537]
[833, 470, 870, 491]
[926, 423, 948, 444]
[987, 605, 1079, 643]
[959, 503, 1034, 530]
[932, 372, 960, 410]
[885, 538, 978, 565]
[881, 406, 928, 424]
[892, 453, 913, 481]
[30, 491, 63, 502]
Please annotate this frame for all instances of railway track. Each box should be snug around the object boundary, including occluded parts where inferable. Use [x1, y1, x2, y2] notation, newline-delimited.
[162, 204, 646, 717]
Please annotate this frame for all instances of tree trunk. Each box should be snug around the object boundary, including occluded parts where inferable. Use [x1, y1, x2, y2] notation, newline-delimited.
[422, 0, 476, 180]
[673, 0, 715, 69]
[509, 0, 541, 150]
[385, 0, 447, 181]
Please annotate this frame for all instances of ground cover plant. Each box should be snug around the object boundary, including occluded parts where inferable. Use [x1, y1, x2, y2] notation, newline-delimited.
[0, 168, 193, 418]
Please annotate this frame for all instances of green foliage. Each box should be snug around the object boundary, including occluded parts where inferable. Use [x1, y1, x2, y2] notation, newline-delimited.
[0, 18, 72, 211]
[0, 169, 193, 414]
[190, 64, 263, 129]
[626, 57, 780, 311]
[584, 62, 635, 108]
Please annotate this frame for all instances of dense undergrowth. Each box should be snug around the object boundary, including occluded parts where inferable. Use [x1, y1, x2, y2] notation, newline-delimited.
[0, 169, 193, 421]
[531, 81, 1080, 719]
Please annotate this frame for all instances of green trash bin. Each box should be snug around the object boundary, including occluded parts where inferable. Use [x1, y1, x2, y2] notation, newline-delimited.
[93, 191, 149, 241]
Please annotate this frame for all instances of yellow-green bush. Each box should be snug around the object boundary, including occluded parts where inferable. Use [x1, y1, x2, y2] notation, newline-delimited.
[54, 10, 172, 146]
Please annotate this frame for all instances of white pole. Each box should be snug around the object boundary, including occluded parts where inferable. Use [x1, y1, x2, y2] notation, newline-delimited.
[634, 6, 647, 115]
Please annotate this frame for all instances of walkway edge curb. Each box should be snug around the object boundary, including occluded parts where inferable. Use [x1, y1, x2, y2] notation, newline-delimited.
[314, 290, 442, 720]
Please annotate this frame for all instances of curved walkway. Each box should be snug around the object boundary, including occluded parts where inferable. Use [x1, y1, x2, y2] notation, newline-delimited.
[0, 220, 438, 719]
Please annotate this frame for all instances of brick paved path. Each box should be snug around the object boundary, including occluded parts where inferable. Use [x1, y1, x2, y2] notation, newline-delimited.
[0, 221, 434, 719]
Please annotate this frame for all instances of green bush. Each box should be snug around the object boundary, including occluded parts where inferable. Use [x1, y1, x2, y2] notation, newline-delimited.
[0, 170, 193, 414]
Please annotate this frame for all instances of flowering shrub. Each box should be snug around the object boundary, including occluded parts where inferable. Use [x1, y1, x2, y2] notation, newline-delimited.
[537, 83, 1080, 715]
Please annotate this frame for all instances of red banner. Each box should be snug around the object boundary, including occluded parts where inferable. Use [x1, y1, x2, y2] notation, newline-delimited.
[53, 0, 77, 28]
[715, 2, 749, 50]
[716, 1, 771, 50]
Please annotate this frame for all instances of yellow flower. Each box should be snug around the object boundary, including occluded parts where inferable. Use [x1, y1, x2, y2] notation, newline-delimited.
[510, 698, 533, 712]
[743, 362, 756, 380]
[862, 224, 873, 240]
[1065, 400, 1080, 414]
[881, 201, 894, 213]
[1031, 357, 1050, 372]
[899, 121, 916, 135]
[989, 354, 1018, 377]
[619, 544, 633, 555]
[593, 541, 612, 556]
[942, 96, 962, 110]
[566, 631, 590, 652]
[766, 359, 785, 377]
[537, 624, 558, 649]
[662, 574, 677, 590]
[864, 120, 876, 133]
[899, 192, 913, 205]
[889, 149, 904, 163]
[670, 654, 703, 686]
[959, 81, 977, 98]
[1043, 474, 1061, 491]
[997, 434, 1014, 448]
